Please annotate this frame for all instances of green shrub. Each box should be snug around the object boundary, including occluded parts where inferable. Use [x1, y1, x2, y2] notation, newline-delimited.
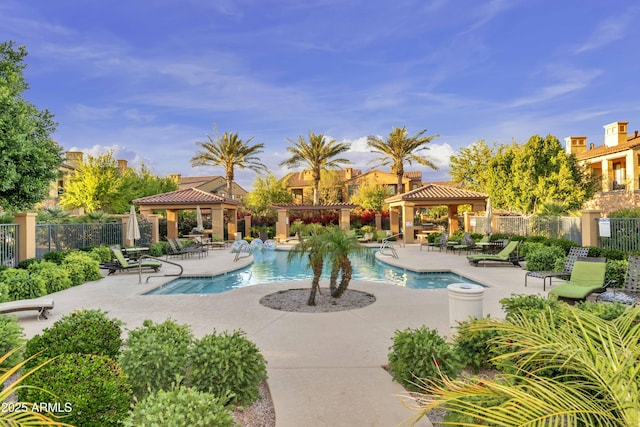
[27, 261, 72, 294]
[546, 238, 579, 254]
[499, 294, 566, 322]
[575, 300, 628, 320]
[519, 241, 545, 258]
[62, 260, 86, 286]
[525, 245, 565, 272]
[186, 329, 267, 405]
[524, 235, 548, 244]
[0, 268, 46, 301]
[452, 317, 500, 373]
[586, 246, 604, 257]
[149, 242, 168, 257]
[123, 386, 234, 427]
[387, 326, 462, 391]
[119, 319, 194, 398]
[42, 250, 73, 264]
[0, 315, 24, 368]
[24, 309, 123, 370]
[489, 233, 509, 241]
[62, 251, 102, 283]
[19, 353, 132, 427]
[605, 259, 628, 289]
[0, 277, 8, 303]
[600, 248, 626, 261]
[16, 258, 40, 269]
[91, 245, 113, 263]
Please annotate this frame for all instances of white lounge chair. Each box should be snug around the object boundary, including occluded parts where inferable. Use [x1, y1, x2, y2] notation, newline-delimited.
[0, 299, 54, 320]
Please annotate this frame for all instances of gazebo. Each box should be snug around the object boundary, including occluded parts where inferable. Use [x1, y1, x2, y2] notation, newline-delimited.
[384, 184, 488, 244]
[134, 188, 240, 241]
[271, 203, 358, 242]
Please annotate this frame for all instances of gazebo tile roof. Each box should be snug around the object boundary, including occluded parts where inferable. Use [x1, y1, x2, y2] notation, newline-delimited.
[271, 203, 358, 210]
[386, 184, 487, 202]
[134, 187, 239, 205]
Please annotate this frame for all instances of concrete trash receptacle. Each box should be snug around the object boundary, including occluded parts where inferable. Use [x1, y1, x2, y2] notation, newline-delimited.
[447, 283, 485, 328]
[234, 232, 242, 241]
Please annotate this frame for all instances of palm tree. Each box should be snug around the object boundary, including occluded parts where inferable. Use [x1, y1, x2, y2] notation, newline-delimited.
[287, 223, 327, 306]
[409, 305, 640, 426]
[191, 127, 266, 199]
[280, 131, 351, 205]
[322, 226, 374, 298]
[367, 127, 439, 194]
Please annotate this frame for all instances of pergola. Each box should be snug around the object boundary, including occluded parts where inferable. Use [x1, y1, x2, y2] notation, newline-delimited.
[134, 188, 240, 241]
[271, 203, 358, 242]
[384, 184, 488, 244]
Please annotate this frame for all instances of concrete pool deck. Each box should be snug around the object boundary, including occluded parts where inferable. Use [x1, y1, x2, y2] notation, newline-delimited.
[14, 244, 544, 427]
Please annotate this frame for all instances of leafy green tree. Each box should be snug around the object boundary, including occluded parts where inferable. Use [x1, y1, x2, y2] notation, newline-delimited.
[244, 173, 293, 216]
[59, 151, 122, 213]
[367, 127, 439, 194]
[493, 135, 597, 213]
[0, 41, 62, 211]
[191, 127, 266, 199]
[448, 140, 496, 192]
[280, 131, 351, 205]
[311, 170, 344, 205]
[115, 163, 176, 213]
[349, 181, 391, 212]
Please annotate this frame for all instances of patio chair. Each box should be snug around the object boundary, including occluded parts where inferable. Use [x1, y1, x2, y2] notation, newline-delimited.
[192, 235, 226, 250]
[108, 245, 162, 275]
[596, 255, 640, 305]
[420, 232, 447, 252]
[450, 233, 476, 255]
[175, 238, 208, 257]
[0, 298, 54, 320]
[525, 246, 590, 290]
[467, 240, 521, 267]
[548, 257, 610, 303]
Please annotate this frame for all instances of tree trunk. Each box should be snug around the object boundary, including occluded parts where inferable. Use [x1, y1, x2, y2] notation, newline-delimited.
[331, 257, 352, 298]
[308, 256, 323, 306]
[329, 263, 340, 294]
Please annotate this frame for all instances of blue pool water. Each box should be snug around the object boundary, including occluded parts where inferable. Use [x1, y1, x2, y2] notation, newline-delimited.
[146, 250, 483, 295]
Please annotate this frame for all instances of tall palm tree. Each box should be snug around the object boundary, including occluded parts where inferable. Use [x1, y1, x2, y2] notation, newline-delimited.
[367, 127, 439, 194]
[322, 226, 374, 298]
[191, 128, 266, 199]
[280, 131, 351, 205]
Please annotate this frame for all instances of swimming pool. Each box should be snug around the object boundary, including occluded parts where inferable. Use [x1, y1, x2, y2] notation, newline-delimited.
[146, 250, 483, 295]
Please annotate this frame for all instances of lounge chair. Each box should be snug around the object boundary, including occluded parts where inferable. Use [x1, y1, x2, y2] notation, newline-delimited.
[467, 240, 521, 266]
[548, 257, 609, 302]
[596, 255, 640, 305]
[192, 235, 226, 250]
[108, 245, 162, 275]
[450, 233, 475, 255]
[421, 232, 447, 252]
[175, 238, 208, 257]
[0, 298, 54, 320]
[525, 246, 590, 290]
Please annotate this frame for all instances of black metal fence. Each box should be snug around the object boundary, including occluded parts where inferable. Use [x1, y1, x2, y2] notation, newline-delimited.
[0, 224, 19, 267]
[597, 218, 640, 252]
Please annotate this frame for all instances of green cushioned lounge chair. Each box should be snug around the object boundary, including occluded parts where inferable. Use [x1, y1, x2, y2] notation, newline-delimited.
[108, 245, 162, 275]
[548, 257, 609, 302]
[467, 240, 521, 266]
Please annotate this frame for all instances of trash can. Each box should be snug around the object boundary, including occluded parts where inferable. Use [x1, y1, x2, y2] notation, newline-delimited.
[447, 283, 485, 328]
[234, 232, 242, 241]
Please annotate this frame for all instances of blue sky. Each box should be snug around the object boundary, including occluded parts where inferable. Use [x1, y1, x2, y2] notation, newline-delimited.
[2, 0, 640, 189]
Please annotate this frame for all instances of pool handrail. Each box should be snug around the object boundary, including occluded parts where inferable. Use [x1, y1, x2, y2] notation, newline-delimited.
[137, 255, 184, 284]
[233, 241, 252, 262]
[379, 240, 398, 259]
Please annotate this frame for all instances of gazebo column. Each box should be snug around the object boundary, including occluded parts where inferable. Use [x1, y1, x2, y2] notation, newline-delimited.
[339, 208, 351, 232]
[244, 215, 252, 238]
[390, 207, 400, 236]
[276, 209, 289, 242]
[448, 205, 459, 235]
[166, 209, 179, 240]
[402, 204, 415, 244]
[227, 207, 237, 239]
[211, 205, 225, 240]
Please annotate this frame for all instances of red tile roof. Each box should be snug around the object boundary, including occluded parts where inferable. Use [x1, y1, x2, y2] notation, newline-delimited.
[134, 188, 239, 205]
[271, 203, 358, 210]
[576, 136, 640, 160]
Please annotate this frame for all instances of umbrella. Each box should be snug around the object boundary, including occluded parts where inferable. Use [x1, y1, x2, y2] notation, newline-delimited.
[195, 206, 204, 232]
[484, 198, 493, 235]
[127, 205, 141, 243]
